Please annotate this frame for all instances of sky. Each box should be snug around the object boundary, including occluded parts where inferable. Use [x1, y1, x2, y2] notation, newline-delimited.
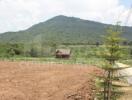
[120, 0, 131, 7]
[0, 0, 132, 33]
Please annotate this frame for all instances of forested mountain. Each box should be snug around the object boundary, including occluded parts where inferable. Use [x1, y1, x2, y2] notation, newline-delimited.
[0, 15, 131, 44]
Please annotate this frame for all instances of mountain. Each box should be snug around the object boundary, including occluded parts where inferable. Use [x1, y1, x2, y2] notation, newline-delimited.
[0, 15, 132, 44]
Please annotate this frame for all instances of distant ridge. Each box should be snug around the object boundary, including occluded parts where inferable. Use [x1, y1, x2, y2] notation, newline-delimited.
[0, 15, 131, 44]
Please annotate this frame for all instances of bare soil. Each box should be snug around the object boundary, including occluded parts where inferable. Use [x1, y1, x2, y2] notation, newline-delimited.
[0, 61, 102, 100]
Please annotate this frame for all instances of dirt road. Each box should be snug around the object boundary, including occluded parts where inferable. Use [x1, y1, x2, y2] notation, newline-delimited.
[0, 61, 102, 100]
[116, 63, 132, 100]
[117, 63, 132, 84]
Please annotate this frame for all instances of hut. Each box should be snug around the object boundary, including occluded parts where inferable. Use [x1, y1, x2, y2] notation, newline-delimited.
[55, 49, 71, 58]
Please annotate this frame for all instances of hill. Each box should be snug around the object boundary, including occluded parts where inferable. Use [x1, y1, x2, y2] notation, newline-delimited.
[0, 15, 132, 44]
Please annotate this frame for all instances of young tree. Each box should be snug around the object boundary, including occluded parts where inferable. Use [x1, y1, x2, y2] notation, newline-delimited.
[96, 23, 131, 100]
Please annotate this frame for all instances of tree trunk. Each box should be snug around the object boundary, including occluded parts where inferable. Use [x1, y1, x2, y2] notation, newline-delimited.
[107, 71, 111, 100]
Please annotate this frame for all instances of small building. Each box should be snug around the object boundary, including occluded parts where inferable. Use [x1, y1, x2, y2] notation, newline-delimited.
[55, 49, 71, 58]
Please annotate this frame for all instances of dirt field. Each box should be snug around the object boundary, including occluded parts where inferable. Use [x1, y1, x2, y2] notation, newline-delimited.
[0, 61, 102, 100]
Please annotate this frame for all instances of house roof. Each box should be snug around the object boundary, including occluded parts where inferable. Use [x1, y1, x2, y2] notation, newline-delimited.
[56, 49, 71, 55]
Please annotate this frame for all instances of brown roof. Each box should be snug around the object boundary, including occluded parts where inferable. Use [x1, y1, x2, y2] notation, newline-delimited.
[56, 49, 71, 55]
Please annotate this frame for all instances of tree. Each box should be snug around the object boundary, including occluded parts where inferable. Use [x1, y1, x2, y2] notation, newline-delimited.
[29, 47, 38, 57]
[122, 41, 128, 46]
[96, 42, 100, 47]
[130, 48, 132, 58]
[96, 23, 131, 100]
[8, 48, 15, 57]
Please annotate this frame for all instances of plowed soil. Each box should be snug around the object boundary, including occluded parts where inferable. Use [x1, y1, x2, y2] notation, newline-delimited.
[0, 61, 102, 100]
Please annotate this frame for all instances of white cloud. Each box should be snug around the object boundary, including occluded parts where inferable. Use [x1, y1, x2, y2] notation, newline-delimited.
[0, 0, 131, 33]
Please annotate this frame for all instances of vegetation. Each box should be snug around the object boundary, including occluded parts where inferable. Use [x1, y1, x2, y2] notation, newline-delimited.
[0, 15, 132, 44]
[0, 43, 24, 57]
[96, 24, 131, 100]
[0, 16, 131, 100]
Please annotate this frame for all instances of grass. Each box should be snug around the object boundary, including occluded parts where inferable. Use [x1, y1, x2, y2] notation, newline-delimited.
[0, 56, 105, 67]
[0, 44, 131, 67]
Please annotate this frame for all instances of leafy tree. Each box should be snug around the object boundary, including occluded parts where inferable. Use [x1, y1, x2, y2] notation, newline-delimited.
[130, 48, 132, 58]
[29, 47, 38, 57]
[128, 41, 132, 45]
[122, 41, 128, 46]
[96, 42, 100, 47]
[7, 48, 15, 57]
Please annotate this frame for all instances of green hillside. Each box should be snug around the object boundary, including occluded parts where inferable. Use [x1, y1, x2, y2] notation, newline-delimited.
[0, 15, 131, 44]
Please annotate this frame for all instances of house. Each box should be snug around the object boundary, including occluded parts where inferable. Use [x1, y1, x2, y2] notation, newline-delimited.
[55, 49, 71, 58]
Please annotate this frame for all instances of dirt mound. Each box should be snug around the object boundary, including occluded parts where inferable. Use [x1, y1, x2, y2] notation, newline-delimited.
[0, 61, 102, 100]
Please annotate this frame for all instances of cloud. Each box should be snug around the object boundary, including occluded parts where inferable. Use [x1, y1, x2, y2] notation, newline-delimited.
[0, 0, 131, 33]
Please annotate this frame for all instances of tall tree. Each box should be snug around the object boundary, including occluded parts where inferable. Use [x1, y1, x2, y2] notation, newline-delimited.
[96, 23, 131, 100]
